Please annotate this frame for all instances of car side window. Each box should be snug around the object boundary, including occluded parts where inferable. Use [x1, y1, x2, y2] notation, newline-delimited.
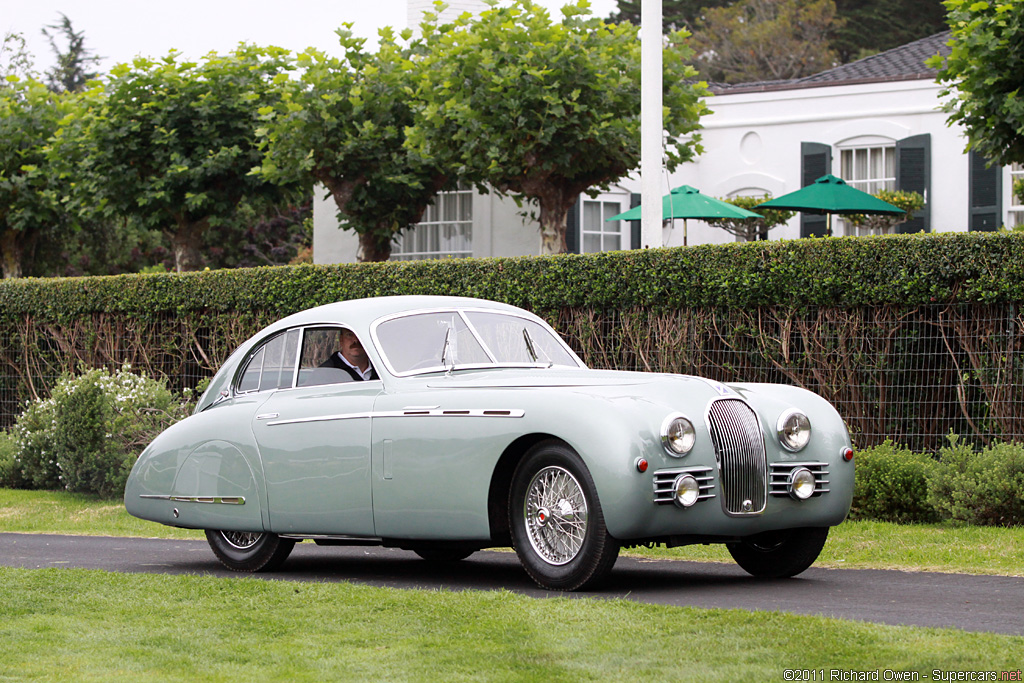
[296, 326, 366, 387]
[235, 329, 300, 394]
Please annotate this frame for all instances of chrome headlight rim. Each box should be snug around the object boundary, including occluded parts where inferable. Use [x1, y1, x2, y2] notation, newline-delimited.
[777, 409, 811, 452]
[788, 467, 816, 500]
[661, 413, 696, 457]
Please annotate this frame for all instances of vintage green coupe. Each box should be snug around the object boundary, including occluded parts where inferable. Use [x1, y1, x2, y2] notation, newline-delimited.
[125, 296, 854, 590]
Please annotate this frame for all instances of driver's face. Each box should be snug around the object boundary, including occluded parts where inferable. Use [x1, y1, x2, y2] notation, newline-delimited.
[339, 329, 369, 371]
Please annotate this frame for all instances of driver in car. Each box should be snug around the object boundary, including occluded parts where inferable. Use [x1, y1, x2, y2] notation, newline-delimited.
[319, 328, 378, 381]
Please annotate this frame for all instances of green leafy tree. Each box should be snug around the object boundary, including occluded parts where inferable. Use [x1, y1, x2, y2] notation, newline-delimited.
[65, 46, 304, 272]
[257, 28, 445, 262]
[42, 13, 101, 93]
[606, 0, 731, 31]
[410, 0, 709, 255]
[1, 32, 36, 80]
[928, 0, 1024, 167]
[845, 189, 925, 234]
[705, 196, 795, 241]
[831, 0, 948, 63]
[689, 0, 844, 84]
[0, 77, 72, 278]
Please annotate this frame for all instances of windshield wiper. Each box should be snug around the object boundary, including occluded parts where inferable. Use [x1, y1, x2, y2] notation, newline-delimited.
[440, 328, 453, 368]
[522, 328, 538, 362]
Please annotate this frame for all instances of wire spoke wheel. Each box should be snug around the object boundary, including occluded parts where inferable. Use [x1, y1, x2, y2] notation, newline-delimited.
[524, 466, 589, 565]
[510, 440, 619, 591]
[204, 529, 295, 572]
[219, 531, 263, 550]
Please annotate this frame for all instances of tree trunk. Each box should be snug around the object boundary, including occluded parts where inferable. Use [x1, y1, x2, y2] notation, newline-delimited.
[536, 190, 578, 256]
[171, 217, 209, 272]
[358, 230, 393, 262]
[1, 229, 23, 279]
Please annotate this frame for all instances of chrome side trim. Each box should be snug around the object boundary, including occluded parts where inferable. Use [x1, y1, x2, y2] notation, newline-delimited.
[267, 408, 525, 426]
[139, 495, 246, 505]
[278, 534, 383, 542]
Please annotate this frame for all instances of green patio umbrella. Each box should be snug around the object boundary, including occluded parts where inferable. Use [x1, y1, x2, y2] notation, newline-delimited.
[757, 174, 905, 236]
[606, 185, 760, 246]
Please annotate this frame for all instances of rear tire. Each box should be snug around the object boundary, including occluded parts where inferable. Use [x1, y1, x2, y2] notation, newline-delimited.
[205, 530, 295, 572]
[727, 527, 829, 578]
[509, 440, 619, 591]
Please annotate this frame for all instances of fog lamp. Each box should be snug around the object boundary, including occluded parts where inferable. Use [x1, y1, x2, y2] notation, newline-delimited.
[789, 467, 817, 500]
[673, 474, 700, 508]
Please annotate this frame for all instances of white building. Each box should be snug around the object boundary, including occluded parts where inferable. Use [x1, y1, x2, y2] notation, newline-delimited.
[314, 22, 1023, 264]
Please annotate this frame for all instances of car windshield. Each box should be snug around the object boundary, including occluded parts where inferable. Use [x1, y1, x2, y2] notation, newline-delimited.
[374, 310, 581, 375]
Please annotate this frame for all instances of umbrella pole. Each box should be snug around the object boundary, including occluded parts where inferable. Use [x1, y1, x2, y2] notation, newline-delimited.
[684, 218, 688, 246]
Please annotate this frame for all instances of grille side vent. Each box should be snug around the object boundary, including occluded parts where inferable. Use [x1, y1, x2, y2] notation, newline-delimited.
[769, 462, 830, 497]
[706, 399, 767, 515]
[653, 467, 716, 505]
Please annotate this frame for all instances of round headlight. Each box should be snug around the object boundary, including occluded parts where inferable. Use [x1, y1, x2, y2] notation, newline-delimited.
[789, 467, 816, 500]
[662, 414, 696, 456]
[674, 474, 700, 507]
[777, 410, 811, 452]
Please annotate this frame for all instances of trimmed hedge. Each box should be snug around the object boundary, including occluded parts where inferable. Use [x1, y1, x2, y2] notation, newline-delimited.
[2, 232, 1024, 450]
[2, 232, 1024, 322]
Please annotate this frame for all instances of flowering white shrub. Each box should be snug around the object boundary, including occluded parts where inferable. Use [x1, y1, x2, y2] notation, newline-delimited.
[9, 365, 192, 497]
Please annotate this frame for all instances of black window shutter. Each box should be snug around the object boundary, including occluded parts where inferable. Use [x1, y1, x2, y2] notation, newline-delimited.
[968, 152, 1002, 232]
[629, 193, 642, 250]
[801, 142, 832, 237]
[895, 134, 931, 233]
[566, 198, 580, 253]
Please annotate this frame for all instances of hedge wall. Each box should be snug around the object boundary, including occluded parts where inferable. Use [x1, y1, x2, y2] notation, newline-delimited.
[2, 232, 1024, 450]
[2, 232, 1024, 320]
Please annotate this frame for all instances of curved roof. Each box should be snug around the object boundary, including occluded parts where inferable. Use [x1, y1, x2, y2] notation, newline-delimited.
[271, 295, 526, 332]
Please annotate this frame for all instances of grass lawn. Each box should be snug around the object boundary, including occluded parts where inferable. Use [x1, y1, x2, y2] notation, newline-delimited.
[2, 488, 1022, 681]
[0, 566, 1021, 682]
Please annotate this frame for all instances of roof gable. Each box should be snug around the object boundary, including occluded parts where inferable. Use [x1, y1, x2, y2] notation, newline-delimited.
[711, 31, 952, 95]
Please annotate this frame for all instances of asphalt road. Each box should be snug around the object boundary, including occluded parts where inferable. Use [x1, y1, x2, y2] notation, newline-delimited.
[2, 532, 1021, 635]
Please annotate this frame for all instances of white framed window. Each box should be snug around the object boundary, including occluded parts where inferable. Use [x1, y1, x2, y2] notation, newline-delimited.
[581, 199, 626, 253]
[1009, 163, 1024, 229]
[392, 183, 473, 260]
[838, 143, 895, 236]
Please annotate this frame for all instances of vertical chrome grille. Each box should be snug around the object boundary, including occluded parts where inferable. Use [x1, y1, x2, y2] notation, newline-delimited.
[706, 398, 767, 514]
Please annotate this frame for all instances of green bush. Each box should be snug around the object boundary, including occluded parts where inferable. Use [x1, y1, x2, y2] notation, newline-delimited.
[11, 394, 64, 490]
[928, 436, 1024, 527]
[0, 430, 23, 488]
[10, 366, 191, 498]
[851, 440, 940, 523]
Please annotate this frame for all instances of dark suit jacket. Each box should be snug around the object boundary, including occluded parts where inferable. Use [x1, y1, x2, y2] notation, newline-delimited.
[319, 353, 378, 381]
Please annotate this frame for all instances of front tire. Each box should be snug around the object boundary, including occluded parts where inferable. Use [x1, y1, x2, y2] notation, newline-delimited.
[727, 527, 829, 578]
[509, 441, 619, 591]
[205, 530, 296, 572]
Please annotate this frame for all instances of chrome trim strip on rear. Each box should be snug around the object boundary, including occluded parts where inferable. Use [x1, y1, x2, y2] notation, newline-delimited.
[266, 408, 525, 426]
[139, 495, 246, 505]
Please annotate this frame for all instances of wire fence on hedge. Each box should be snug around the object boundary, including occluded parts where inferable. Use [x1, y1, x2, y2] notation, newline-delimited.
[1, 302, 1022, 452]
